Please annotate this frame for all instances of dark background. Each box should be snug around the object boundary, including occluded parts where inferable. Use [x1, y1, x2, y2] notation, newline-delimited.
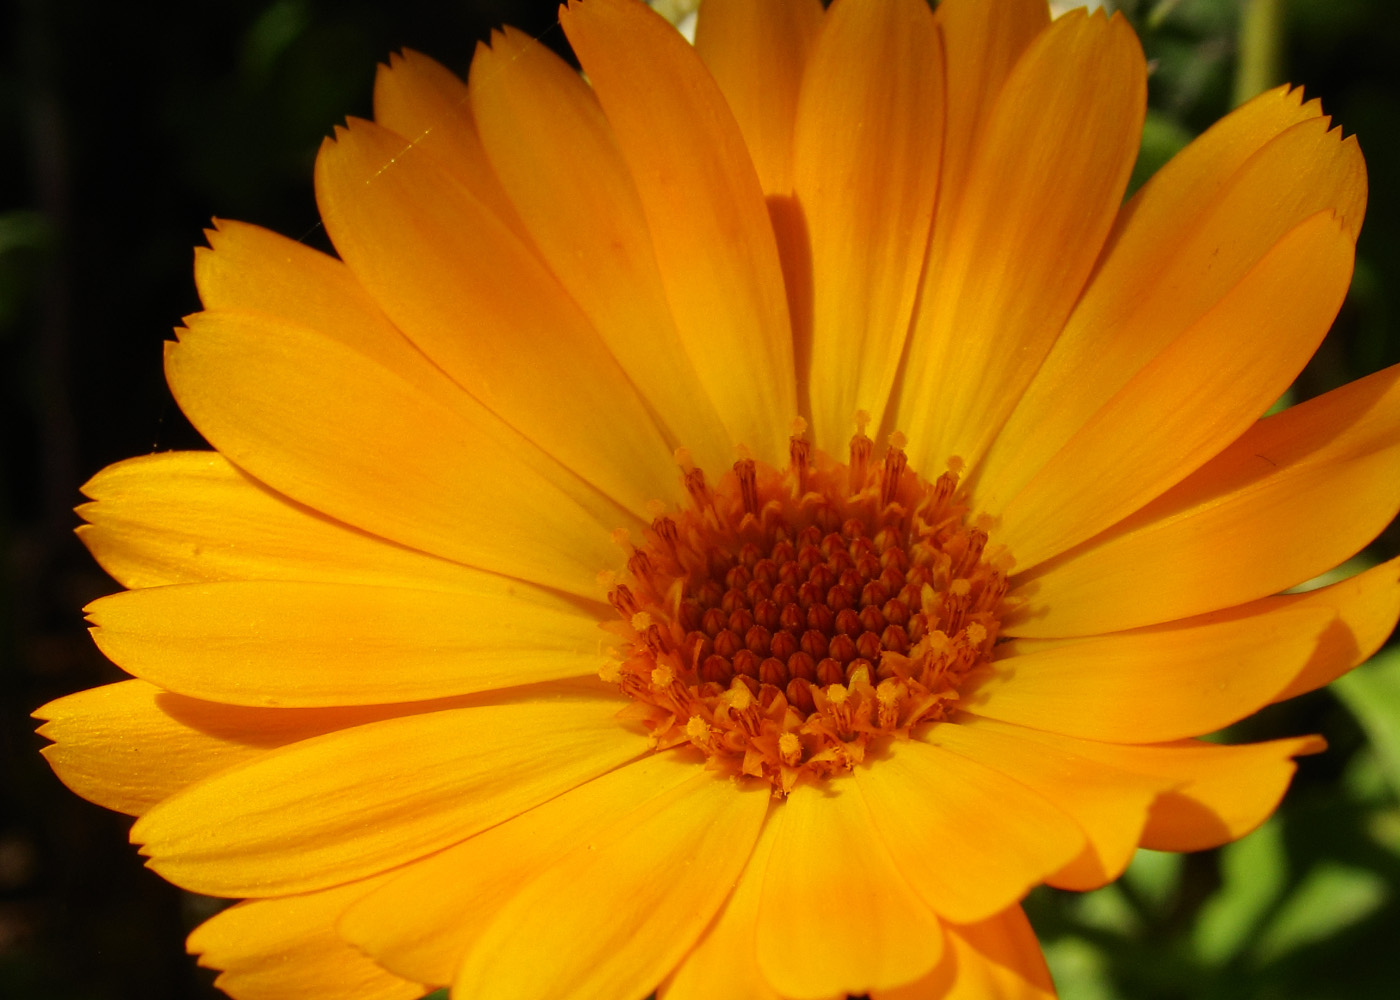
[2, 1, 1399, 998]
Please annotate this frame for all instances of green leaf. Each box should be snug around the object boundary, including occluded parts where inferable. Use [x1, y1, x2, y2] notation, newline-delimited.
[1192, 816, 1287, 965]
[1041, 936, 1123, 1000]
[1253, 862, 1389, 963]
[1332, 645, 1400, 801]
[1123, 848, 1182, 912]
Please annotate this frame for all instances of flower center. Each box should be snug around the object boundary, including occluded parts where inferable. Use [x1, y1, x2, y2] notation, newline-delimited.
[602, 421, 1010, 794]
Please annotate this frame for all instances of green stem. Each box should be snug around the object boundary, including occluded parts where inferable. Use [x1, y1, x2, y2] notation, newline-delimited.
[1235, 0, 1286, 106]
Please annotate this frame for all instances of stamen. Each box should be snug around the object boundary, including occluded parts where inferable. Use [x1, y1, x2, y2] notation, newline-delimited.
[735, 458, 760, 516]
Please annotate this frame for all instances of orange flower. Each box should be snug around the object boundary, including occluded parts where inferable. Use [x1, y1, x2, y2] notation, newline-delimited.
[35, 0, 1400, 998]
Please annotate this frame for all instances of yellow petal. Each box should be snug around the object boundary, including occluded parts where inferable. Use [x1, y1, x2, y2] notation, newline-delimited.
[1137, 736, 1326, 851]
[188, 873, 423, 1000]
[930, 0, 1049, 221]
[343, 751, 702, 987]
[371, 49, 528, 239]
[130, 691, 646, 896]
[755, 780, 944, 998]
[453, 767, 769, 1000]
[693, 0, 824, 196]
[468, 27, 732, 471]
[86, 580, 603, 706]
[875, 905, 1055, 1000]
[967, 605, 1333, 742]
[1013, 362, 1400, 637]
[166, 309, 632, 599]
[794, 0, 943, 450]
[1074, 553, 1400, 707]
[896, 10, 1144, 475]
[958, 715, 1325, 852]
[662, 810, 782, 1000]
[1268, 556, 1400, 701]
[314, 117, 678, 515]
[34, 680, 414, 816]
[994, 211, 1355, 570]
[853, 737, 1084, 923]
[76, 452, 487, 592]
[195, 218, 434, 376]
[561, 0, 796, 458]
[923, 719, 1172, 892]
[978, 88, 1364, 516]
[998, 730, 1327, 853]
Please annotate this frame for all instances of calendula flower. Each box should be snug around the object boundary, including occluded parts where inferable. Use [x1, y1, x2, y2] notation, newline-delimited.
[35, 0, 1400, 997]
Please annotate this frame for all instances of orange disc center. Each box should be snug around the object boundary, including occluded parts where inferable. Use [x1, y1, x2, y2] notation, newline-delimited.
[605, 429, 1009, 793]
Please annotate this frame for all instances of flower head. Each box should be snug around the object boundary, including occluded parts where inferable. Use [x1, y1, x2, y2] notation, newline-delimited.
[35, 0, 1400, 998]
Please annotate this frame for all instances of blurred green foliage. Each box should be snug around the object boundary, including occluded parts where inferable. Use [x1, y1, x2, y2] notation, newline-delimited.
[1, 1, 1397, 999]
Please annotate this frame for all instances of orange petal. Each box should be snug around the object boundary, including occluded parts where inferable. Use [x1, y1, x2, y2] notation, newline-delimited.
[371, 49, 527, 240]
[188, 874, 423, 1000]
[314, 117, 677, 515]
[967, 605, 1333, 742]
[33, 680, 416, 816]
[1012, 362, 1400, 637]
[662, 811, 782, 1000]
[468, 27, 732, 471]
[978, 87, 1364, 518]
[166, 309, 632, 599]
[853, 737, 1084, 923]
[1139, 736, 1327, 851]
[896, 10, 1144, 475]
[452, 767, 769, 1000]
[195, 218, 435, 376]
[930, 0, 1049, 222]
[343, 751, 702, 987]
[875, 905, 1055, 1000]
[995, 211, 1355, 570]
[199, 218, 622, 562]
[957, 716, 1326, 852]
[75, 452, 493, 592]
[130, 690, 647, 896]
[86, 579, 603, 707]
[1268, 556, 1400, 701]
[793, 0, 944, 450]
[561, 0, 796, 458]
[693, 0, 823, 196]
[1009, 731, 1329, 853]
[923, 719, 1172, 892]
[755, 780, 944, 998]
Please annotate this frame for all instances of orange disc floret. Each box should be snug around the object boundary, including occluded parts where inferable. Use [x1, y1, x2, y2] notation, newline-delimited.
[606, 425, 1014, 793]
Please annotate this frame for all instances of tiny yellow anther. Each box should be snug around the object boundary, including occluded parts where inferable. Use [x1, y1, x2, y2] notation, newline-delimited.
[651, 663, 675, 689]
[631, 611, 653, 632]
[685, 715, 712, 745]
[778, 731, 802, 765]
[724, 681, 755, 711]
